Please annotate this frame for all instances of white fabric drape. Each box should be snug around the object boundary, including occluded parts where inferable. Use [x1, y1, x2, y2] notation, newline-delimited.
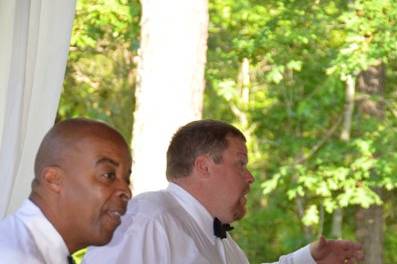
[0, 0, 76, 218]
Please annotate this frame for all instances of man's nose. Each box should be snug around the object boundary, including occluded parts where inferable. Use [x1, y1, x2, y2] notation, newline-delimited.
[116, 179, 132, 202]
[245, 170, 254, 184]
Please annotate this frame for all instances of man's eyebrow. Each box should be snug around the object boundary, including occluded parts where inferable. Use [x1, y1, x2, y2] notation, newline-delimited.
[96, 157, 119, 167]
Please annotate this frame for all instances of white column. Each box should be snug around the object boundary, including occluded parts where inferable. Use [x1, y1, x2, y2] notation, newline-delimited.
[132, 0, 208, 194]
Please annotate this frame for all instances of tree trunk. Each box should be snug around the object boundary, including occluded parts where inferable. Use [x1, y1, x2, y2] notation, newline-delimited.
[131, 0, 208, 194]
[331, 75, 356, 239]
[340, 75, 355, 142]
[355, 64, 385, 264]
[356, 191, 383, 264]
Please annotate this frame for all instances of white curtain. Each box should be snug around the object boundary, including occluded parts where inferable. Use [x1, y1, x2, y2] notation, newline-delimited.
[0, 0, 76, 218]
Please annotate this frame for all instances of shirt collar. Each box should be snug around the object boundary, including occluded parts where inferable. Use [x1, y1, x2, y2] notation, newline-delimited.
[17, 199, 70, 263]
[167, 183, 216, 243]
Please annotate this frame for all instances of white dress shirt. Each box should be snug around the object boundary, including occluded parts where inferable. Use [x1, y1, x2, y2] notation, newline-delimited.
[0, 199, 70, 264]
[84, 183, 316, 264]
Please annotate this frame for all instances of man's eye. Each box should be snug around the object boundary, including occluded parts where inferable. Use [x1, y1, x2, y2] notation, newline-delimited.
[103, 172, 116, 180]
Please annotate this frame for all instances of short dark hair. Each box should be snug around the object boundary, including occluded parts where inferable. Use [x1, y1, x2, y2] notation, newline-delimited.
[166, 119, 246, 180]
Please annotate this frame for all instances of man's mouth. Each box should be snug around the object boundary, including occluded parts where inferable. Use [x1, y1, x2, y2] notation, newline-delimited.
[106, 208, 126, 225]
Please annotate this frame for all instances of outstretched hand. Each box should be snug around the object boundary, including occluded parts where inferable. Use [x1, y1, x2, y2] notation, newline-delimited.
[310, 236, 364, 264]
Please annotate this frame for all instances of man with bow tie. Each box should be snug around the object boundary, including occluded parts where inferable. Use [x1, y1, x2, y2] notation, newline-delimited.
[84, 119, 363, 264]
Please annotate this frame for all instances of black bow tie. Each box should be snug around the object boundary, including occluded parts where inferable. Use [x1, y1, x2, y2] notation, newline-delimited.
[67, 255, 76, 264]
[213, 217, 233, 239]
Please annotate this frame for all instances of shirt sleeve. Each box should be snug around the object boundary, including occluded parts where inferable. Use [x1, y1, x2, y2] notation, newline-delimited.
[262, 245, 316, 264]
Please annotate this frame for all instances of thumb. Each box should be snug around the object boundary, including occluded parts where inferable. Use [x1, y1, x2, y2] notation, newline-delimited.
[311, 235, 328, 261]
[318, 235, 327, 249]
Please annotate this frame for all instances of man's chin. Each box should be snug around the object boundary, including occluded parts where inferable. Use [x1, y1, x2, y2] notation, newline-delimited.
[232, 206, 247, 221]
[93, 224, 118, 246]
[92, 233, 113, 246]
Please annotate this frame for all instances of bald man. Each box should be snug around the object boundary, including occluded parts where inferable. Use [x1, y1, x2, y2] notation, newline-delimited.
[0, 118, 132, 264]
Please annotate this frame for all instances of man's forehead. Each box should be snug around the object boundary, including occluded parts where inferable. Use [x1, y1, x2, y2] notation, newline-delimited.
[64, 135, 131, 162]
[76, 133, 128, 148]
[225, 136, 248, 153]
[226, 135, 246, 146]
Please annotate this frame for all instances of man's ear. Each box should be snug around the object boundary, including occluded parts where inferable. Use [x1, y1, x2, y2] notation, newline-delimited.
[193, 155, 211, 179]
[41, 167, 63, 193]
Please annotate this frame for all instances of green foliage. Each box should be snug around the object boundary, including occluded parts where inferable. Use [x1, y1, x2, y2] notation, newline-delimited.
[59, 0, 140, 142]
[206, 0, 397, 262]
[327, 0, 397, 79]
